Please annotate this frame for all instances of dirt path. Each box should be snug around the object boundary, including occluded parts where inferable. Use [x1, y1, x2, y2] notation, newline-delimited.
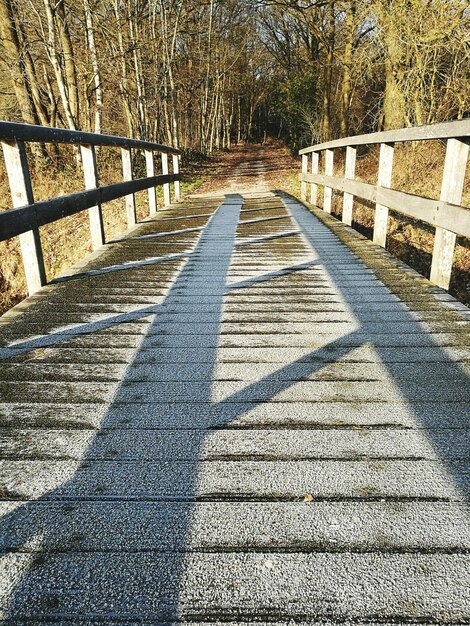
[191, 143, 298, 197]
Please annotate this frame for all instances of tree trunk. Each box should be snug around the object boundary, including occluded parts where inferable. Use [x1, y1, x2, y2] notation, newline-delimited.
[339, 0, 355, 137]
[43, 0, 77, 130]
[83, 0, 103, 134]
[321, 0, 335, 140]
[0, 0, 36, 124]
[56, 0, 79, 125]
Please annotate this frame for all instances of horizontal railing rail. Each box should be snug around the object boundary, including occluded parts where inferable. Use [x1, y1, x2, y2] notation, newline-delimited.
[0, 122, 181, 296]
[299, 119, 470, 291]
[0, 121, 180, 154]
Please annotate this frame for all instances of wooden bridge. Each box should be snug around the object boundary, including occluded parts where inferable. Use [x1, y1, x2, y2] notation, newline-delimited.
[0, 120, 469, 623]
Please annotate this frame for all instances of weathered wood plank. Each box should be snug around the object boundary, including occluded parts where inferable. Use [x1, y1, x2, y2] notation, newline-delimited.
[161, 152, 171, 207]
[310, 152, 319, 205]
[299, 118, 470, 154]
[373, 142, 394, 247]
[430, 138, 469, 290]
[323, 149, 334, 214]
[0, 175, 178, 242]
[1, 139, 46, 295]
[172, 154, 181, 202]
[121, 148, 137, 228]
[342, 146, 356, 226]
[145, 150, 158, 215]
[81, 144, 105, 250]
[0, 121, 180, 154]
[299, 173, 470, 238]
[301, 154, 308, 201]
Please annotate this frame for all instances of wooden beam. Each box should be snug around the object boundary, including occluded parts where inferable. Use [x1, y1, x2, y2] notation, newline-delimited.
[161, 152, 171, 207]
[299, 119, 470, 155]
[172, 154, 181, 202]
[145, 150, 157, 215]
[0, 174, 178, 242]
[299, 173, 470, 238]
[310, 152, 319, 205]
[301, 154, 308, 201]
[342, 146, 356, 226]
[323, 149, 334, 214]
[1, 139, 46, 295]
[81, 144, 105, 250]
[121, 148, 137, 228]
[373, 143, 394, 247]
[0, 120, 181, 155]
[430, 138, 469, 290]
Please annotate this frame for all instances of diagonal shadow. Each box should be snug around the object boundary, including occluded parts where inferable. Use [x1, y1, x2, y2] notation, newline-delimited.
[0, 192, 469, 621]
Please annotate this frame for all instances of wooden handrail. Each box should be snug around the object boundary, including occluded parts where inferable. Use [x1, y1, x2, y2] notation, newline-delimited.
[0, 121, 181, 154]
[299, 119, 470, 154]
[298, 119, 470, 291]
[0, 122, 181, 296]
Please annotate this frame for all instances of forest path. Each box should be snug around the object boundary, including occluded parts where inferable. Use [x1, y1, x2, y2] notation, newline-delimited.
[192, 142, 297, 197]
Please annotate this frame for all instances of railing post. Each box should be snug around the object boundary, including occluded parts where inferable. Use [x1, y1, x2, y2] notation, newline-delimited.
[121, 147, 137, 228]
[342, 146, 356, 226]
[373, 142, 394, 247]
[80, 144, 105, 250]
[144, 150, 157, 215]
[310, 152, 319, 205]
[172, 153, 181, 202]
[323, 149, 334, 213]
[430, 138, 469, 290]
[1, 139, 46, 294]
[301, 154, 308, 201]
[161, 152, 171, 207]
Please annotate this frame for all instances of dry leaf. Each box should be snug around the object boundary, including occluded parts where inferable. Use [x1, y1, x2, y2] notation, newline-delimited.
[304, 494, 314, 502]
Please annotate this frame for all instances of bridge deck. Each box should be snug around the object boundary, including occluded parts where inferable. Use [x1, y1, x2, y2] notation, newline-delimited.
[0, 190, 469, 623]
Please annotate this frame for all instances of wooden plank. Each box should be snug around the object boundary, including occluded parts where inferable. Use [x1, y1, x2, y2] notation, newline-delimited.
[310, 152, 319, 205]
[299, 118, 470, 154]
[0, 121, 181, 155]
[81, 144, 105, 250]
[342, 146, 356, 226]
[172, 154, 181, 202]
[430, 138, 469, 289]
[1, 139, 46, 295]
[301, 154, 308, 201]
[0, 174, 178, 242]
[161, 152, 171, 207]
[121, 148, 137, 228]
[373, 142, 394, 247]
[299, 172, 470, 238]
[323, 149, 334, 214]
[145, 150, 158, 215]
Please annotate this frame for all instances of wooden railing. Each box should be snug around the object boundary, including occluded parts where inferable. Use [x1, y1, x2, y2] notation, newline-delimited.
[0, 122, 181, 295]
[299, 119, 470, 290]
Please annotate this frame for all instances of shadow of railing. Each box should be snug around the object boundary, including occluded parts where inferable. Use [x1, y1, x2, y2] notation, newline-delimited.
[0, 191, 469, 620]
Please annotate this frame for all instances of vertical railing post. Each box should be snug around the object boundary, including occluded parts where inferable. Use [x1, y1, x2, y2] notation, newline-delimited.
[301, 154, 308, 201]
[373, 142, 394, 247]
[80, 144, 105, 250]
[161, 152, 171, 207]
[310, 151, 319, 205]
[144, 150, 157, 215]
[2, 139, 46, 294]
[121, 147, 137, 228]
[172, 153, 181, 202]
[323, 149, 334, 213]
[430, 138, 469, 289]
[342, 146, 356, 226]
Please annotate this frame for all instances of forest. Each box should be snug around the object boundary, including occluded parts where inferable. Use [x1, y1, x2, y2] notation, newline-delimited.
[0, 0, 468, 154]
